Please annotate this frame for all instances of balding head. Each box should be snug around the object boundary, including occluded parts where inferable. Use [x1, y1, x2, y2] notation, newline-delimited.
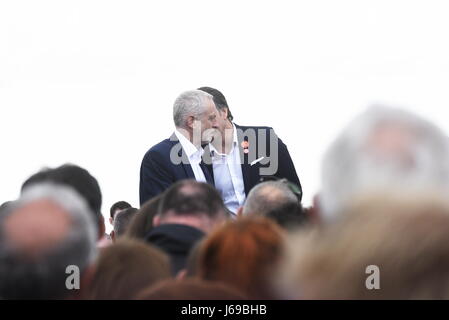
[244, 181, 297, 214]
[4, 199, 71, 259]
[242, 181, 305, 229]
[0, 183, 97, 299]
[155, 180, 229, 233]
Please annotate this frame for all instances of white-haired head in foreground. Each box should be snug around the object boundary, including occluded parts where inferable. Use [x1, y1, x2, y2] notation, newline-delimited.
[320, 105, 449, 222]
[0, 183, 98, 299]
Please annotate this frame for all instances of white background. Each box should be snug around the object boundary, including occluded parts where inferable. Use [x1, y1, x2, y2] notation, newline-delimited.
[2, 0, 449, 231]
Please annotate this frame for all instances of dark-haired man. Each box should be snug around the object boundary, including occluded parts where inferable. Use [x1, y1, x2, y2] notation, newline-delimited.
[112, 207, 138, 241]
[145, 180, 228, 275]
[109, 201, 132, 226]
[198, 87, 302, 214]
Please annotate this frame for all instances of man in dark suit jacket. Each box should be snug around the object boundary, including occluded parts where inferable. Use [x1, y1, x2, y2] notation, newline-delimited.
[198, 87, 302, 214]
[139, 90, 218, 205]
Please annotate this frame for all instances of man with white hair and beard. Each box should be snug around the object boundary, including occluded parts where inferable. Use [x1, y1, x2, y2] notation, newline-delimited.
[139, 90, 220, 205]
[318, 105, 449, 222]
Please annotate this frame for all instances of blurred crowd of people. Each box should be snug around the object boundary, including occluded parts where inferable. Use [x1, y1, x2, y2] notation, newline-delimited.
[2, 101, 449, 300]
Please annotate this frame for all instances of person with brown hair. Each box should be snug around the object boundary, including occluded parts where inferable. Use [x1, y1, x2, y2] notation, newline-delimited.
[278, 194, 449, 299]
[196, 217, 285, 299]
[135, 278, 247, 300]
[86, 238, 171, 300]
[125, 193, 163, 240]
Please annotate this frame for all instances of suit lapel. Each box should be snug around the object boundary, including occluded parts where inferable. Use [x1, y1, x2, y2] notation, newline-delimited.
[182, 157, 195, 179]
[202, 144, 215, 185]
[169, 133, 196, 179]
[235, 124, 253, 196]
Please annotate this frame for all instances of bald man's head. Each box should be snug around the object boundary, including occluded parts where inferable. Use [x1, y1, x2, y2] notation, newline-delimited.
[0, 184, 97, 299]
[4, 199, 72, 259]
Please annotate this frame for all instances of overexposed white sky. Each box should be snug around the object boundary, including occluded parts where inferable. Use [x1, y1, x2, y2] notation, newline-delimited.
[2, 0, 449, 231]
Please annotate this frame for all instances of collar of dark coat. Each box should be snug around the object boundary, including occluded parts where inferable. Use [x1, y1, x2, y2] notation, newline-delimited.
[145, 223, 205, 253]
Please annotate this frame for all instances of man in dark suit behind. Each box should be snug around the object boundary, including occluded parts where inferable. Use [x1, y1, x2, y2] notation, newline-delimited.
[198, 87, 302, 215]
[139, 90, 219, 205]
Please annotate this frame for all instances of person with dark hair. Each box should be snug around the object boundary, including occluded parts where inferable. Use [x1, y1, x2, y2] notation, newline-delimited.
[197, 87, 234, 122]
[111, 207, 138, 241]
[197, 86, 302, 215]
[21, 163, 104, 239]
[145, 180, 229, 275]
[139, 90, 220, 205]
[109, 200, 131, 225]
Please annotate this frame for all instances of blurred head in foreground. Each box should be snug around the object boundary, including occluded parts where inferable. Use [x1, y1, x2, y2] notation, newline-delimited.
[242, 180, 306, 230]
[87, 238, 171, 300]
[197, 217, 285, 299]
[22, 164, 104, 239]
[0, 183, 97, 299]
[278, 194, 449, 299]
[320, 106, 449, 222]
[136, 278, 247, 300]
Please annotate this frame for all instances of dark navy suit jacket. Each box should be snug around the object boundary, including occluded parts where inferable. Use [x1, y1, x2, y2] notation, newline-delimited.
[139, 133, 208, 205]
[139, 124, 302, 205]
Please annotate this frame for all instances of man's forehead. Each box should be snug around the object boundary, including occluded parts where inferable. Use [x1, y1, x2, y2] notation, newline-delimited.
[4, 199, 72, 258]
[365, 123, 415, 153]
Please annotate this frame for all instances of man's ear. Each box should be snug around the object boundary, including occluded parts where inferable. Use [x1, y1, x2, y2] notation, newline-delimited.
[220, 108, 229, 120]
[186, 116, 195, 129]
[153, 214, 161, 227]
[110, 230, 115, 242]
[109, 217, 113, 226]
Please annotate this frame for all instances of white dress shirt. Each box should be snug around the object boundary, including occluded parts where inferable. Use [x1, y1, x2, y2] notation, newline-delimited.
[209, 123, 246, 214]
[174, 129, 207, 183]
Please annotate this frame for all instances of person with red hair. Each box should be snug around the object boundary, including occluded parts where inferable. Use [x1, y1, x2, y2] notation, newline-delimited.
[196, 217, 285, 299]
